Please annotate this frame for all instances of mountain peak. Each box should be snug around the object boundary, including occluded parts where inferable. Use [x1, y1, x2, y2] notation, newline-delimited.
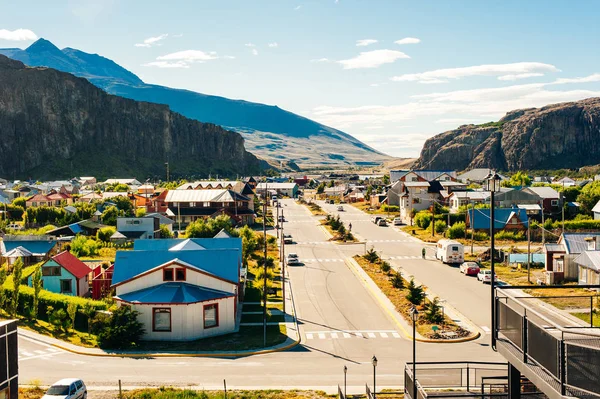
[26, 38, 61, 53]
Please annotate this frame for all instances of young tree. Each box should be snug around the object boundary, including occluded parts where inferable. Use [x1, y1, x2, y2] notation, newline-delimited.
[96, 226, 117, 242]
[135, 207, 147, 217]
[423, 297, 444, 324]
[380, 261, 391, 274]
[159, 224, 174, 238]
[101, 206, 120, 226]
[10, 258, 23, 316]
[97, 305, 145, 349]
[81, 303, 96, 336]
[406, 278, 426, 306]
[67, 303, 78, 333]
[0, 268, 7, 310]
[391, 271, 404, 289]
[363, 248, 380, 263]
[31, 266, 43, 319]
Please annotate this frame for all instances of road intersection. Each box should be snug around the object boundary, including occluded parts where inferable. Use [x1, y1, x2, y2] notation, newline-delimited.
[18, 199, 502, 393]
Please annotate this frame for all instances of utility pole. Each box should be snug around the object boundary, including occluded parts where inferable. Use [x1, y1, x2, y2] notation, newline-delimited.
[527, 220, 531, 284]
[541, 207, 545, 245]
[281, 206, 286, 315]
[276, 203, 280, 240]
[431, 202, 435, 237]
[263, 182, 268, 347]
[561, 190, 565, 235]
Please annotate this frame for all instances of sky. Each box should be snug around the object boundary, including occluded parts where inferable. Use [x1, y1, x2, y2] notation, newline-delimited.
[1, 0, 600, 159]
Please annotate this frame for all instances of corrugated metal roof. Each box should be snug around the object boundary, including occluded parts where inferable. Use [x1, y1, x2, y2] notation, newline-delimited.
[165, 189, 249, 203]
[526, 186, 560, 199]
[1, 240, 57, 256]
[544, 243, 564, 252]
[468, 208, 529, 230]
[115, 282, 234, 304]
[574, 251, 600, 272]
[561, 233, 600, 254]
[133, 237, 242, 252]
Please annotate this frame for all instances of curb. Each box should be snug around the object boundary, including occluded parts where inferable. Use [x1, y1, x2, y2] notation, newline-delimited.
[344, 257, 480, 344]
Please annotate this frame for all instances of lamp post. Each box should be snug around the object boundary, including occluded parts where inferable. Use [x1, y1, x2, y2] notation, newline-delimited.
[484, 171, 501, 350]
[372, 355, 377, 399]
[411, 307, 419, 399]
[343, 365, 347, 397]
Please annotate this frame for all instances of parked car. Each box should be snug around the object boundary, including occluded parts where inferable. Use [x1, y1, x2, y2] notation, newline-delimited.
[372, 216, 382, 224]
[460, 261, 481, 276]
[393, 217, 403, 226]
[477, 270, 497, 284]
[377, 218, 387, 226]
[284, 234, 293, 244]
[286, 253, 300, 265]
[7, 223, 23, 230]
[42, 378, 87, 399]
[337, 206, 344, 211]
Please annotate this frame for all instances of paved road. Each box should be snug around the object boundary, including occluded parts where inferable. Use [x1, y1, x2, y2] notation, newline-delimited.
[18, 199, 501, 393]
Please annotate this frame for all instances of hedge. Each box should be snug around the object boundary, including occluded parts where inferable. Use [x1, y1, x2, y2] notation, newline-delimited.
[3, 284, 109, 332]
[551, 219, 600, 230]
[447, 222, 466, 239]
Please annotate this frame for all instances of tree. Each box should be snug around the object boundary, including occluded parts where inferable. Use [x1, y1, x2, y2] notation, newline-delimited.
[406, 278, 425, 305]
[316, 182, 325, 194]
[363, 248, 380, 263]
[12, 197, 26, 208]
[71, 235, 100, 257]
[135, 207, 147, 217]
[391, 271, 404, 289]
[101, 206, 120, 226]
[81, 303, 96, 336]
[423, 297, 444, 324]
[48, 306, 71, 334]
[502, 171, 532, 188]
[159, 224, 174, 238]
[97, 226, 116, 242]
[10, 258, 23, 316]
[383, 175, 390, 185]
[238, 225, 258, 265]
[67, 303, 78, 332]
[447, 221, 466, 239]
[0, 268, 7, 310]
[31, 266, 42, 319]
[328, 180, 335, 188]
[97, 305, 145, 349]
[577, 181, 600, 214]
[380, 261, 391, 274]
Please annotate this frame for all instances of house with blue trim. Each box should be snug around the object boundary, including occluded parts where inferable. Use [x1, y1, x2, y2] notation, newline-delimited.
[27, 251, 91, 296]
[112, 238, 242, 341]
[466, 207, 529, 231]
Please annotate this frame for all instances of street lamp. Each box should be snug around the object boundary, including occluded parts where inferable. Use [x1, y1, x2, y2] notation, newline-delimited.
[372, 355, 378, 399]
[484, 171, 501, 350]
[343, 365, 347, 397]
[411, 307, 419, 399]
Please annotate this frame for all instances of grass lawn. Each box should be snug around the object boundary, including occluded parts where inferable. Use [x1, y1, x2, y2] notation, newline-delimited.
[299, 202, 327, 216]
[137, 325, 288, 352]
[351, 202, 399, 217]
[242, 303, 283, 312]
[319, 220, 357, 242]
[401, 226, 441, 243]
[353, 255, 471, 339]
[571, 311, 600, 327]
[402, 226, 544, 248]
[240, 313, 285, 323]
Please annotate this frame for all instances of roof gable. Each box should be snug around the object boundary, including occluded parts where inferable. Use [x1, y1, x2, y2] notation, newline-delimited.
[51, 251, 90, 279]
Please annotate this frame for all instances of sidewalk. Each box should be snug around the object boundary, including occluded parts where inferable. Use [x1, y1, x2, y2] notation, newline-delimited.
[18, 270, 300, 357]
[344, 257, 481, 343]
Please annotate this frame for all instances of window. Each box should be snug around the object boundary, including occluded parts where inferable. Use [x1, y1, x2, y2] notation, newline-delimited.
[42, 266, 60, 276]
[581, 267, 587, 283]
[175, 268, 186, 281]
[203, 202, 210, 207]
[551, 199, 559, 207]
[189, 202, 196, 207]
[60, 279, 72, 293]
[153, 308, 171, 332]
[204, 303, 219, 328]
[163, 268, 174, 281]
[411, 177, 418, 182]
[511, 217, 517, 224]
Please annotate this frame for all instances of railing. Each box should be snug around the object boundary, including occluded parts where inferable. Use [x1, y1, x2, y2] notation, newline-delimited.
[366, 384, 374, 399]
[403, 362, 516, 399]
[338, 385, 345, 399]
[495, 285, 600, 398]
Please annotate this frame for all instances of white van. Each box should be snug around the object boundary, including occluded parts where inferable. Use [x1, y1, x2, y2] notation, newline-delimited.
[436, 239, 464, 264]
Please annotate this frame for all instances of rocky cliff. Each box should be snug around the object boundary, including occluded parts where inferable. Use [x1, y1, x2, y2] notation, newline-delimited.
[414, 98, 600, 171]
[0, 55, 260, 179]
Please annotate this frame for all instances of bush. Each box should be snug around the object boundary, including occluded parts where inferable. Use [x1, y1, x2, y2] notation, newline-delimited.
[380, 261, 391, 274]
[97, 306, 145, 349]
[473, 231, 489, 241]
[447, 222, 466, 239]
[391, 272, 404, 289]
[96, 226, 116, 243]
[552, 219, 600, 230]
[381, 205, 399, 213]
[428, 220, 446, 234]
[48, 306, 71, 333]
[363, 248, 380, 263]
[574, 213, 592, 221]
[159, 224, 174, 239]
[71, 235, 100, 257]
[495, 230, 525, 241]
[414, 212, 432, 229]
[423, 297, 444, 324]
[406, 278, 426, 305]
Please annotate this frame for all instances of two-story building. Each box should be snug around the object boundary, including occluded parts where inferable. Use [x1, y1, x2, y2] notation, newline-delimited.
[111, 216, 162, 241]
[27, 251, 90, 297]
[111, 237, 242, 341]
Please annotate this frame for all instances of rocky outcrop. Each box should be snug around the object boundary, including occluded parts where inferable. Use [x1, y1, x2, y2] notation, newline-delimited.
[0, 55, 260, 179]
[414, 98, 600, 171]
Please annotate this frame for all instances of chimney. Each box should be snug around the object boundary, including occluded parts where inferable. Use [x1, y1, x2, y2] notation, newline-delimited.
[585, 236, 597, 251]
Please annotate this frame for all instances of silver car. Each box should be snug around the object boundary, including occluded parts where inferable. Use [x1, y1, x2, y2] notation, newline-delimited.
[42, 378, 87, 399]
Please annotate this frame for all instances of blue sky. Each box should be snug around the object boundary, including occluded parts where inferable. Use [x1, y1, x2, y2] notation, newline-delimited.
[1, 0, 600, 158]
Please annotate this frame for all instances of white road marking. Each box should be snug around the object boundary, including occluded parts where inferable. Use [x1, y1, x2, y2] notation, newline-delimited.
[343, 333, 351, 338]
[355, 332, 364, 338]
[34, 350, 46, 354]
[367, 332, 377, 338]
[392, 332, 401, 338]
[318, 333, 326, 339]
[380, 332, 389, 338]
[331, 333, 338, 339]
[306, 333, 314, 339]
[481, 326, 491, 334]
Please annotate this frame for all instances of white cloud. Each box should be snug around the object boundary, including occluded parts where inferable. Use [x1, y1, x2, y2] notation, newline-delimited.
[142, 61, 189, 69]
[245, 43, 255, 47]
[356, 39, 378, 47]
[498, 73, 544, 81]
[338, 49, 410, 70]
[552, 73, 600, 85]
[157, 50, 218, 62]
[268, 42, 278, 48]
[223, 55, 236, 59]
[0, 28, 38, 41]
[395, 37, 420, 45]
[135, 34, 168, 48]
[392, 62, 559, 83]
[294, 5, 302, 10]
[252, 49, 258, 56]
[310, 58, 331, 63]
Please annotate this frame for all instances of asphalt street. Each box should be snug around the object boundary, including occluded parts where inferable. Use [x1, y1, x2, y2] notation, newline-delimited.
[18, 199, 502, 393]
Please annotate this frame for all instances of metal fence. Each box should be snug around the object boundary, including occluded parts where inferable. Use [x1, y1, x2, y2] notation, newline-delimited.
[496, 287, 600, 398]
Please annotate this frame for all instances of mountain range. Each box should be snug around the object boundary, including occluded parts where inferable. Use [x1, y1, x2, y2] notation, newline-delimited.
[0, 39, 389, 168]
[414, 97, 600, 172]
[0, 54, 260, 179]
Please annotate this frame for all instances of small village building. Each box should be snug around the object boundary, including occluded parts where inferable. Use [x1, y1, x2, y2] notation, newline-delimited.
[27, 251, 91, 296]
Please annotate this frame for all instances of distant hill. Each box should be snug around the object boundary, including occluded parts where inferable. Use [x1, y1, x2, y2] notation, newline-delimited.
[0, 38, 390, 168]
[0, 55, 260, 179]
[414, 97, 600, 172]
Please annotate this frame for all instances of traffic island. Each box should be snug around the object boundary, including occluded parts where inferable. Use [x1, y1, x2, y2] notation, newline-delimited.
[347, 254, 480, 342]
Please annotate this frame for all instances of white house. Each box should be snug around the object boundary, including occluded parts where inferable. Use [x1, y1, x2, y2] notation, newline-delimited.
[447, 191, 488, 213]
[400, 181, 437, 218]
[111, 238, 242, 341]
[255, 182, 299, 198]
[593, 200, 600, 220]
[111, 216, 161, 241]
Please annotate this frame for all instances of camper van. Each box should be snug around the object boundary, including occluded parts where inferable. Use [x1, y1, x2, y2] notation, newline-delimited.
[436, 239, 464, 264]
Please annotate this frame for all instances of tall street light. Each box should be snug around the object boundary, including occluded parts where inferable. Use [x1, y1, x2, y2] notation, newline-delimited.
[485, 171, 501, 350]
[411, 306, 419, 399]
[372, 355, 378, 399]
[343, 365, 347, 397]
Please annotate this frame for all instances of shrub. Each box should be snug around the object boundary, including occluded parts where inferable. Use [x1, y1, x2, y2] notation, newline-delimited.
[381, 205, 399, 213]
[423, 297, 444, 324]
[10, 258, 23, 316]
[406, 278, 426, 305]
[380, 261, 391, 274]
[363, 248, 380, 263]
[495, 230, 525, 241]
[428, 220, 446, 234]
[48, 306, 71, 334]
[135, 208, 147, 217]
[391, 272, 404, 289]
[159, 224, 174, 238]
[96, 226, 116, 243]
[447, 222, 466, 239]
[473, 231, 489, 241]
[97, 306, 145, 349]
[414, 212, 432, 229]
[71, 235, 100, 257]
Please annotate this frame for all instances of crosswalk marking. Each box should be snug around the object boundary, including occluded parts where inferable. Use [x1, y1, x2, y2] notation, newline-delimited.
[19, 346, 65, 361]
[306, 333, 314, 339]
[343, 332, 351, 338]
[380, 332, 389, 338]
[366, 239, 414, 243]
[331, 332, 338, 339]
[318, 333, 326, 339]
[387, 255, 436, 260]
[367, 332, 377, 338]
[355, 332, 364, 338]
[392, 332, 401, 338]
[304, 330, 401, 340]
[34, 350, 46, 354]
[481, 326, 491, 334]
[302, 258, 345, 263]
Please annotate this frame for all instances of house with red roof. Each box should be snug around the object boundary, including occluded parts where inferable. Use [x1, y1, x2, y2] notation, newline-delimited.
[27, 251, 91, 297]
[25, 194, 53, 208]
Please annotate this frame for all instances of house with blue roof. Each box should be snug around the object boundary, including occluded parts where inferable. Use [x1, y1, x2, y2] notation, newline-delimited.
[0, 238, 58, 266]
[466, 208, 529, 231]
[112, 237, 243, 341]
